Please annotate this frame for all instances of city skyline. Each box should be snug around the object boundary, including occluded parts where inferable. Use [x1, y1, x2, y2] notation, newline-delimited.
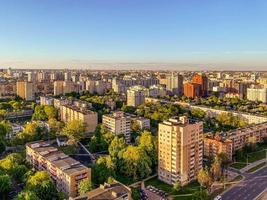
[1, 0, 267, 70]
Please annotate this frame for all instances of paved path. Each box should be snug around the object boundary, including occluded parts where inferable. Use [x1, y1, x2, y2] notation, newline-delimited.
[222, 165, 267, 200]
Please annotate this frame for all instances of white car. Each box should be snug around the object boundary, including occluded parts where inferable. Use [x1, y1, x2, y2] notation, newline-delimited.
[214, 195, 222, 200]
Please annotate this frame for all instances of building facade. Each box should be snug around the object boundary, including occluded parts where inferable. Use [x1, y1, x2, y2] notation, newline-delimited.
[102, 111, 131, 143]
[16, 80, 34, 101]
[26, 141, 91, 198]
[60, 105, 98, 133]
[127, 86, 146, 107]
[158, 116, 203, 185]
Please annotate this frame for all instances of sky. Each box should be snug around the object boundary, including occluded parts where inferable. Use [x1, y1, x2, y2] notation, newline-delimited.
[0, 0, 267, 70]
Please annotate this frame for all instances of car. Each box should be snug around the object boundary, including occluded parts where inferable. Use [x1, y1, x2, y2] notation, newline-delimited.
[214, 195, 222, 200]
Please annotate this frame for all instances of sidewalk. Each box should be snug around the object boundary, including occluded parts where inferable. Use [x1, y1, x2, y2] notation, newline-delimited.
[240, 158, 266, 173]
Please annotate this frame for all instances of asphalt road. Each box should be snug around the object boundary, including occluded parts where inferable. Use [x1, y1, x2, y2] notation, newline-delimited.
[222, 165, 267, 200]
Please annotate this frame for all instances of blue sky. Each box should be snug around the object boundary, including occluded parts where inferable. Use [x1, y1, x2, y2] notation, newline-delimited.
[0, 0, 267, 69]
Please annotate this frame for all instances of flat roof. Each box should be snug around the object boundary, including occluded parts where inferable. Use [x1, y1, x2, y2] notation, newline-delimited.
[26, 141, 89, 176]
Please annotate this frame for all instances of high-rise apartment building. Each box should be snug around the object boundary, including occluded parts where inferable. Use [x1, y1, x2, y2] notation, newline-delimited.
[54, 81, 77, 96]
[247, 88, 267, 103]
[192, 74, 208, 96]
[158, 116, 203, 185]
[102, 111, 131, 143]
[166, 73, 183, 95]
[16, 80, 34, 101]
[127, 85, 146, 107]
[26, 140, 91, 198]
[183, 82, 201, 98]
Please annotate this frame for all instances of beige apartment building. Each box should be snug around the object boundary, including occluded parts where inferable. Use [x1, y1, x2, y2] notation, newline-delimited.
[204, 122, 267, 160]
[54, 80, 77, 96]
[204, 136, 233, 161]
[26, 141, 91, 198]
[127, 85, 146, 107]
[132, 116, 151, 130]
[102, 111, 131, 143]
[16, 80, 34, 101]
[158, 116, 203, 186]
[60, 104, 98, 133]
[71, 180, 132, 200]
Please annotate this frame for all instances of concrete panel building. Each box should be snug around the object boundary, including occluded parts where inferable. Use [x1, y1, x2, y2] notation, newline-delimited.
[158, 116, 203, 186]
[26, 141, 91, 198]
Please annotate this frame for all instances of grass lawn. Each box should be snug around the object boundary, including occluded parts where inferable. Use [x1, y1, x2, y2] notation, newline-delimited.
[235, 143, 267, 163]
[232, 175, 243, 182]
[145, 177, 200, 196]
[230, 162, 247, 169]
[246, 162, 266, 173]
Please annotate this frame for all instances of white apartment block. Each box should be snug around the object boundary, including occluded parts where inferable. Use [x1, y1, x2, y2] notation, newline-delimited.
[127, 85, 146, 107]
[247, 88, 267, 103]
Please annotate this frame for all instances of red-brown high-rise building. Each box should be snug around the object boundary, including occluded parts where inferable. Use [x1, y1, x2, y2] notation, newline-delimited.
[183, 82, 201, 98]
[192, 74, 208, 96]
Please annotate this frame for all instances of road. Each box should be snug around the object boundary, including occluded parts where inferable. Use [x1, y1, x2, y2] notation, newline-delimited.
[222, 165, 267, 200]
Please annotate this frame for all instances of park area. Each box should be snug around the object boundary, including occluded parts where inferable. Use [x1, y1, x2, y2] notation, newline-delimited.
[145, 177, 200, 200]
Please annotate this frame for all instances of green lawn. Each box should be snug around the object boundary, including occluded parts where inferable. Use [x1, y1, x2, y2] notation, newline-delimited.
[246, 162, 266, 173]
[235, 143, 267, 164]
[230, 162, 247, 169]
[145, 177, 200, 196]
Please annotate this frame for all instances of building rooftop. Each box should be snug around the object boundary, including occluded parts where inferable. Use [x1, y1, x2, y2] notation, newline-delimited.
[62, 104, 96, 115]
[72, 181, 131, 200]
[26, 141, 89, 176]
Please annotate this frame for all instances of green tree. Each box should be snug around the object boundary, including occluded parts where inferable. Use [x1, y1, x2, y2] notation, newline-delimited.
[62, 120, 86, 143]
[173, 181, 181, 192]
[32, 105, 47, 121]
[109, 136, 126, 158]
[197, 167, 212, 190]
[0, 174, 12, 193]
[44, 105, 58, 120]
[122, 146, 152, 180]
[0, 140, 5, 154]
[78, 178, 93, 195]
[137, 130, 158, 166]
[48, 118, 64, 136]
[210, 156, 221, 181]
[11, 165, 29, 182]
[16, 121, 46, 144]
[14, 190, 40, 200]
[192, 189, 210, 200]
[93, 156, 116, 184]
[26, 171, 58, 200]
[0, 153, 23, 174]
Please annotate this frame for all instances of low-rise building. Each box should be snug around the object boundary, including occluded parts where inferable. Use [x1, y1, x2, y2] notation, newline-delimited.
[26, 141, 91, 198]
[204, 122, 267, 160]
[71, 180, 132, 200]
